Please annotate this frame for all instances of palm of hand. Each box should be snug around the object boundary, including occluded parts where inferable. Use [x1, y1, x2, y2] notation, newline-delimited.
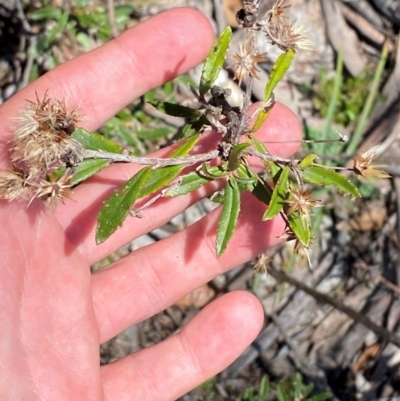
[0, 8, 301, 401]
[1, 205, 101, 399]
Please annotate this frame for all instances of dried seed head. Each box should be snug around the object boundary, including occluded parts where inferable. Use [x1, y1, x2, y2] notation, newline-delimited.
[352, 146, 391, 180]
[280, 227, 312, 267]
[285, 186, 320, 224]
[14, 107, 40, 140]
[31, 169, 74, 210]
[264, 18, 313, 51]
[267, 0, 291, 22]
[25, 91, 80, 135]
[12, 91, 84, 177]
[229, 38, 268, 86]
[11, 129, 84, 177]
[253, 252, 270, 273]
[0, 168, 27, 201]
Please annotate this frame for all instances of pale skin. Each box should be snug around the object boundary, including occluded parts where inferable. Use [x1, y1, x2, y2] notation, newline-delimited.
[0, 8, 301, 401]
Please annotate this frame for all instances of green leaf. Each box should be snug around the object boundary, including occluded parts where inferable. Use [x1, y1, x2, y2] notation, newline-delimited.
[263, 166, 290, 220]
[72, 127, 123, 153]
[138, 134, 200, 197]
[216, 177, 241, 257]
[346, 41, 389, 156]
[294, 373, 304, 398]
[302, 383, 314, 398]
[103, 116, 138, 148]
[47, 167, 66, 181]
[258, 375, 270, 399]
[136, 127, 174, 141]
[253, 107, 274, 134]
[114, 4, 134, 26]
[252, 180, 273, 205]
[307, 391, 333, 401]
[299, 154, 319, 168]
[29, 6, 62, 20]
[45, 11, 69, 46]
[164, 167, 224, 197]
[200, 26, 232, 95]
[210, 190, 225, 204]
[277, 384, 290, 401]
[236, 147, 274, 205]
[227, 143, 250, 171]
[72, 159, 110, 185]
[181, 117, 208, 139]
[149, 100, 202, 119]
[96, 167, 151, 244]
[287, 210, 311, 247]
[249, 137, 281, 177]
[264, 48, 295, 101]
[300, 165, 360, 199]
[76, 32, 91, 50]
[253, 48, 295, 132]
[250, 136, 269, 153]
[235, 164, 259, 192]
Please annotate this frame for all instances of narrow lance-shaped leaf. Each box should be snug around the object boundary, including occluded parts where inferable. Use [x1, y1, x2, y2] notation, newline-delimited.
[149, 100, 202, 119]
[96, 167, 151, 244]
[72, 159, 110, 185]
[136, 127, 174, 141]
[300, 165, 360, 199]
[101, 134, 201, 226]
[264, 48, 296, 101]
[216, 177, 241, 257]
[287, 211, 311, 247]
[276, 384, 291, 401]
[45, 10, 69, 46]
[138, 134, 200, 197]
[235, 163, 259, 192]
[72, 127, 123, 153]
[164, 166, 225, 197]
[250, 135, 269, 153]
[227, 143, 250, 171]
[252, 48, 295, 132]
[181, 116, 208, 139]
[29, 6, 62, 20]
[249, 136, 280, 177]
[294, 373, 306, 398]
[200, 26, 232, 95]
[258, 375, 270, 399]
[308, 392, 333, 401]
[263, 166, 290, 220]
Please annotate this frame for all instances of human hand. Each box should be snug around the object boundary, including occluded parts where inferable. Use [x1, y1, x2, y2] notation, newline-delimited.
[0, 8, 301, 400]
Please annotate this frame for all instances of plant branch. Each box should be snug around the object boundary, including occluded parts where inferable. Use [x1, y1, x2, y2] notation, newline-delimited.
[83, 149, 219, 167]
[246, 148, 293, 164]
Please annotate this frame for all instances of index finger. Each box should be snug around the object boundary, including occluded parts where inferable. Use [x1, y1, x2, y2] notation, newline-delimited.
[0, 8, 214, 142]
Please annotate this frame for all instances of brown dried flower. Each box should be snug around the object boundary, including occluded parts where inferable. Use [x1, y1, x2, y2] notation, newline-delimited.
[267, 0, 291, 22]
[0, 168, 27, 201]
[14, 107, 40, 139]
[25, 91, 80, 135]
[352, 146, 391, 180]
[12, 91, 83, 177]
[280, 227, 312, 267]
[264, 18, 313, 51]
[284, 186, 320, 224]
[31, 169, 74, 209]
[11, 130, 84, 177]
[229, 38, 268, 86]
[253, 252, 270, 273]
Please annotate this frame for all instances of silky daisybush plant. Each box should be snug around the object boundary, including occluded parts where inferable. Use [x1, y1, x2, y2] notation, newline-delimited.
[0, 0, 390, 258]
